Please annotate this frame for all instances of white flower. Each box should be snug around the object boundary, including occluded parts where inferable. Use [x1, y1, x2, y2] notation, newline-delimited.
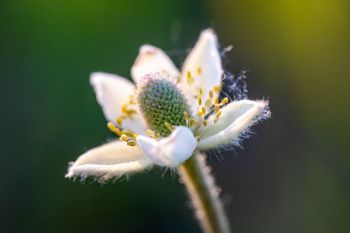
[66, 29, 270, 182]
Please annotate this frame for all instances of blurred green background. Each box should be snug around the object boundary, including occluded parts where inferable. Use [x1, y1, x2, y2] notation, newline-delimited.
[1, 0, 349, 232]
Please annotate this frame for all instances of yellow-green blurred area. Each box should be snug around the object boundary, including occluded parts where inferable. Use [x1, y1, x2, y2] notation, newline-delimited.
[1, 0, 349, 232]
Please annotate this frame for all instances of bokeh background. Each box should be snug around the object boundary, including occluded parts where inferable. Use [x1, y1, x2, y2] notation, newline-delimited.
[1, 0, 349, 232]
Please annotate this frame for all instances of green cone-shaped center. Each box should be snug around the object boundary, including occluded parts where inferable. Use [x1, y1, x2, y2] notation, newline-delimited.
[137, 75, 188, 137]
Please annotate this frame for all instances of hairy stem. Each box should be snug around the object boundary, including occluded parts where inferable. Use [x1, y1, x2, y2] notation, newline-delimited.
[179, 153, 231, 233]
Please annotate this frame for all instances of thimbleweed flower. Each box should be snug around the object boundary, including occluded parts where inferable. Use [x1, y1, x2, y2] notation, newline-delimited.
[65, 29, 270, 182]
[66, 29, 270, 233]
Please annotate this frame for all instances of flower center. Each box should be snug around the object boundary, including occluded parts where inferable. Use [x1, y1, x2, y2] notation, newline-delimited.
[137, 73, 189, 137]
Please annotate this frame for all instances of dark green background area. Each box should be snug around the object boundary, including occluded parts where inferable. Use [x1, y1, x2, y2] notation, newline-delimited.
[1, 0, 349, 232]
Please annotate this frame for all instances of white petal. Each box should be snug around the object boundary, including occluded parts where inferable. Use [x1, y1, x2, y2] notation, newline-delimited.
[136, 126, 197, 167]
[90, 72, 146, 134]
[131, 45, 179, 84]
[197, 100, 269, 150]
[66, 141, 153, 182]
[180, 29, 223, 113]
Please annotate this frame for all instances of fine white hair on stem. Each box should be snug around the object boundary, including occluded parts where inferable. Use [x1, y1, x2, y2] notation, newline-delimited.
[179, 153, 231, 233]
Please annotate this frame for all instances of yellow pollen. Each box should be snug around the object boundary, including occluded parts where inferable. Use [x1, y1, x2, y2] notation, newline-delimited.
[133, 133, 139, 139]
[164, 122, 174, 131]
[188, 118, 197, 127]
[201, 106, 206, 115]
[186, 71, 194, 84]
[183, 111, 190, 121]
[107, 122, 122, 136]
[196, 66, 202, 75]
[197, 97, 202, 105]
[120, 134, 129, 141]
[214, 104, 220, 113]
[121, 104, 128, 113]
[202, 120, 208, 126]
[221, 97, 229, 105]
[128, 95, 137, 105]
[127, 140, 136, 146]
[213, 85, 221, 93]
[209, 90, 214, 99]
[146, 129, 156, 138]
[121, 103, 136, 117]
[216, 110, 222, 119]
[214, 98, 219, 104]
[121, 130, 133, 137]
[205, 99, 212, 108]
[116, 117, 123, 126]
[199, 87, 204, 96]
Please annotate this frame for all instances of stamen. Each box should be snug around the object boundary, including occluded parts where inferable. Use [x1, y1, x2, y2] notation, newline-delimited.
[221, 97, 229, 105]
[121, 130, 133, 137]
[127, 140, 136, 146]
[186, 71, 194, 84]
[209, 90, 214, 99]
[214, 110, 223, 123]
[202, 120, 208, 127]
[107, 122, 122, 136]
[201, 106, 206, 115]
[188, 118, 197, 127]
[214, 104, 220, 113]
[128, 95, 137, 105]
[115, 117, 123, 126]
[199, 87, 204, 96]
[164, 122, 174, 132]
[196, 66, 202, 75]
[214, 98, 219, 104]
[213, 84, 221, 93]
[205, 99, 212, 108]
[197, 96, 202, 106]
[146, 129, 156, 138]
[120, 134, 129, 141]
[183, 111, 190, 121]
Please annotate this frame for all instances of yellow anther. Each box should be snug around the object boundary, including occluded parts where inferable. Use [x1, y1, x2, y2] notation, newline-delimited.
[133, 133, 139, 139]
[214, 98, 219, 104]
[188, 118, 197, 127]
[121, 104, 136, 117]
[202, 120, 208, 127]
[121, 130, 133, 137]
[164, 122, 174, 131]
[186, 71, 194, 84]
[221, 97, 229, 105]
[183, 111, 190, 121]
[196, 66, 202, 75]
[121, 104, 128, 114]
[116, 117, 123, 126]
[201, 106, 206, 115]
[120, 134, 129, 141]
[127, 140, 136, 146]
[146, 129, 155, 138]
[205, 99, 212, 108]
[216, 110, 222, 119]
[209, 90, 214, 99]
[214, 111, 222, 124]
[213, 85, 221, 93]
[107, 122, 122, 136]
[214, 104, 220, 113]
[197, 97, 202, 106]
[128, 95, 137, 105]
[199, 87, 204, 96]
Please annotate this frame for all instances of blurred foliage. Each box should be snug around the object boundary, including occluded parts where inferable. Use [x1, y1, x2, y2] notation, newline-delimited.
[1, 0, 349, 233]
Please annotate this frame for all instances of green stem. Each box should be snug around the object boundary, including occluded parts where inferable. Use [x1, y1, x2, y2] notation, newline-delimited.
[179, 153, 231, 233]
